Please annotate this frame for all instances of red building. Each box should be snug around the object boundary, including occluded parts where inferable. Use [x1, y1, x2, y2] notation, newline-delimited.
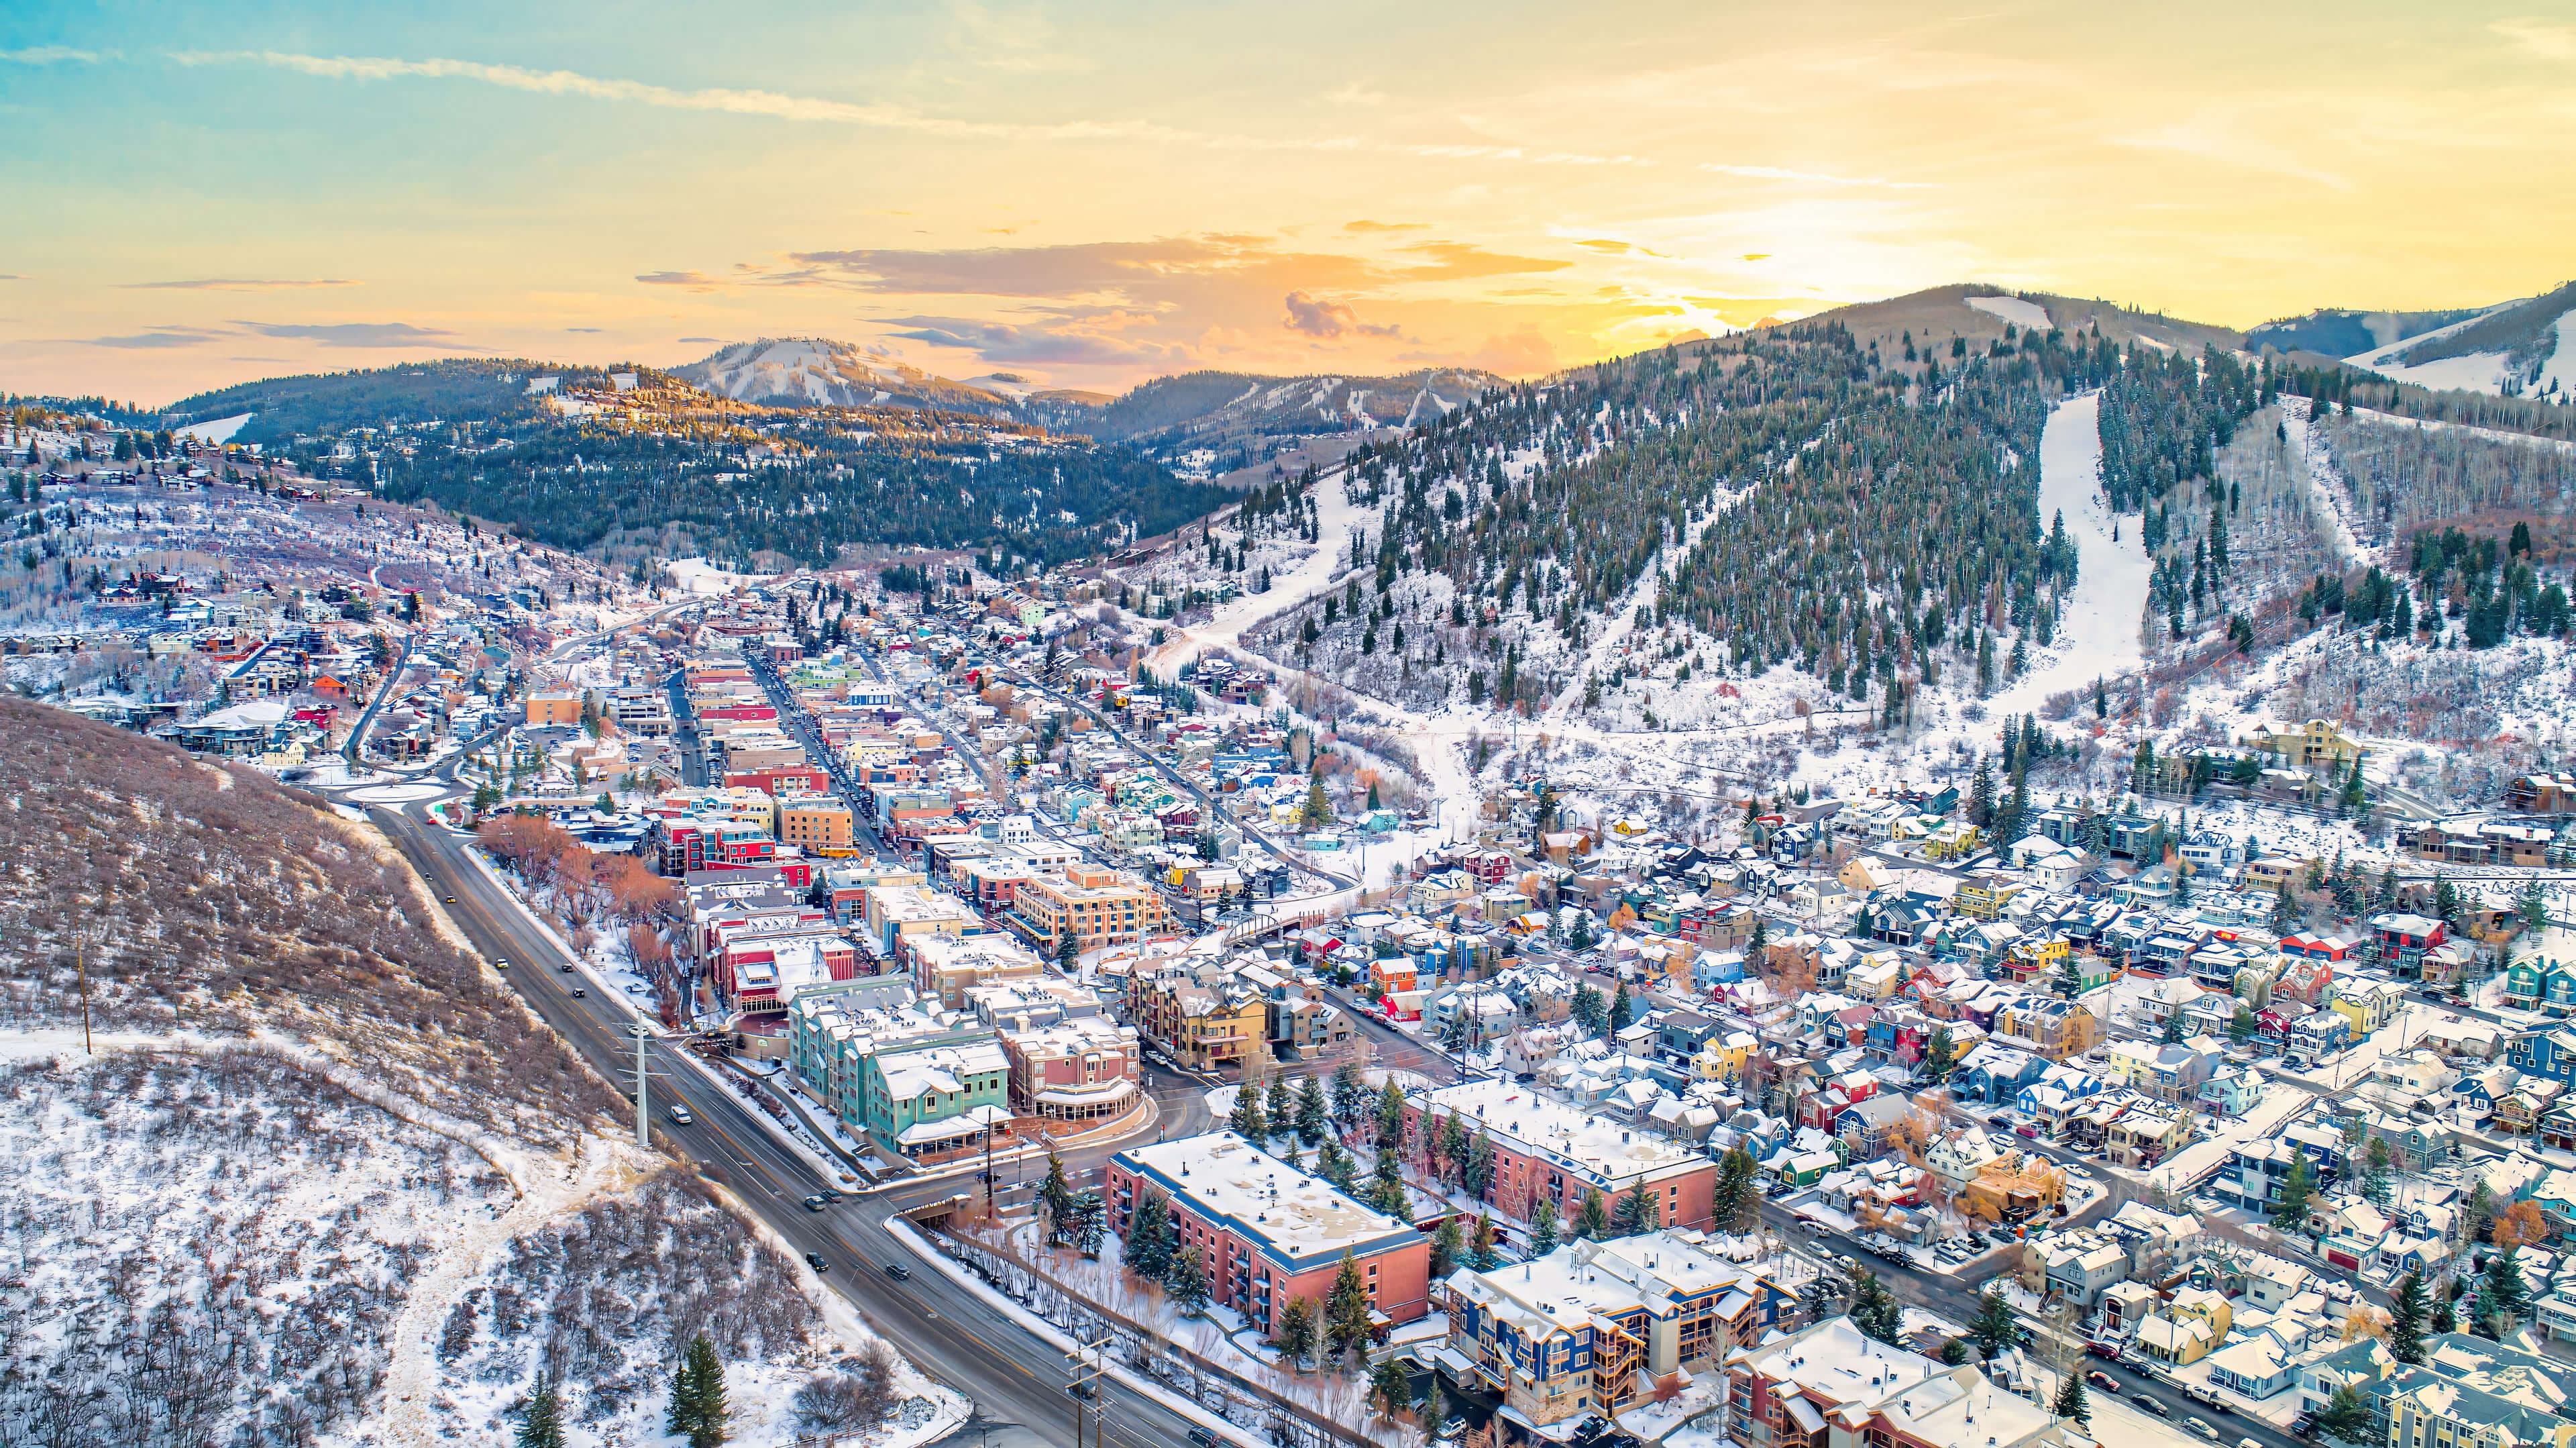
[724, 764, 833, 797]
[1401, 1079, 1717, 1235]
[1105, 1132, 1430, 1336]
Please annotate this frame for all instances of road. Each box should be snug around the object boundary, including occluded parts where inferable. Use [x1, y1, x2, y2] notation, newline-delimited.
[349, 776, 1223, 1448]
[341, 631, 415, 763]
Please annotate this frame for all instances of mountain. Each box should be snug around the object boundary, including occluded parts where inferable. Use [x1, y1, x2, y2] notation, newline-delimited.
[1774, 283, 2245, 356]
[2245, 305, 2489, 360]
[673, 335, 1029, 417]
[1070, 366, 1506, 450]
[2343, 280, 2576, 398]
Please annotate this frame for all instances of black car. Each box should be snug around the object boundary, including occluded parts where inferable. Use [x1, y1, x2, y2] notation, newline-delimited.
[570, 986, 586, 998]
[558, 962, 576, 973]
[806, 1252, 830, 1274]
[1067, 1381, 1097, 1400]
[2131, 1392, 2169, 1418]
[1187, 1431, 1218, 1448]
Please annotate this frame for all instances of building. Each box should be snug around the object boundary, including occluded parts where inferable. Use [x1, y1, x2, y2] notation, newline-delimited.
[2383, 1334, 2576, 1448]
[786, 976, 1011, 1160]
[1719, 1316, 2072, 1448]
[911, 932, 1047, 1008]
[965, 976, 1143, 1129]
[1404, 1078, 1718, 1234]
[1104, 1131, 1428, 1337]
[1441, 1231, 1790, 1429]
[1127, 952, 1269, 1072]
[1011, 863, 1175, 954]
[525, 690, 584, 727]
[778, 797, 857, 854]
[2241, 719, 2363, 772]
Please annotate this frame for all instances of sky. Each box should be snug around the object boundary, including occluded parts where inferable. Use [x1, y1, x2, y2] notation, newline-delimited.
[3, 1, 2573, 405]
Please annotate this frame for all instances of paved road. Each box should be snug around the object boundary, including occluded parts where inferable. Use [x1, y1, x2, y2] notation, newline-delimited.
[350, 773, 1222, 1448]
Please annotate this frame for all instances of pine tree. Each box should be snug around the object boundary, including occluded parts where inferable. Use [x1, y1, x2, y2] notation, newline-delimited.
[2483, 1245, 2531, 1331]
[1848, 1265, 1904, 1345]
[1369, 1357, 1413, 1419]
[1277, 1296, 1319, 1369]
[1471, 1212, 1499, 1271]
[1430, 1217, 1464, 1280]
[1038, 1151, 1078, 1245]
[1166, 1245, 1212, 1315]
[2315, 1384, 2371, 1443]
[1295, 1075, 1329, 1143]
[2051, 1369, 2089, 1427]
[668, 1334, 729, 1447]
[1126, 1188, 1176, 1279]
[1529, 1198, 1561, 1256]
[2390, 1271, 2428, 1365]
[1923, 1027, 1955, 1081]
[2363, 1136, 2395, 1206]
[1269, 1072, 1296, 1136]
[1715, 1147, 1759, 1233]
[1375, 1080, 1408, 1151]
[1967, 1287, 2023, 1359]
[1327, 1252, 1374, 1358]
[2271, 1152, 2316, 1232]
[1574, 1188, 1611, 1241]
[1614, 1176, 1659, 1235]
[1369, 1149, 1411, 1217]
[2229, 1003, 2258, 1045]
[1609, 982, 1636, 1032]
[1230, 1080, 1269, 1147]
[517, 1382, 566, 1448]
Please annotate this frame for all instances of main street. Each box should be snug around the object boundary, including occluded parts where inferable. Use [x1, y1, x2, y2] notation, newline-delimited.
[352, 777, 1225, 1448]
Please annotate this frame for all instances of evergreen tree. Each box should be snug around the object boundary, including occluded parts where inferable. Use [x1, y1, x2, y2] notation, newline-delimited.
[1327, 1252, 1375, 1359]
[1297, 1075, 1330, 1143]
[1471, 1212, 1500, 1271]
[1613, 1176, 1660, 1235]
[1332, 1062, 1370, 1124]
[1609, 982, 1636, 1032]
[1715, 1147, 1760, 1233]
[1230, 1080, 1269, 1147]
[1126, 1188, 1177, 1279]
[2390, 1271, 2428, 1365]
[2271, 1152, 2316, 1232]
[2229, 1003, 2258, 1045]
[1376, 1080, 1409, 1151]
[2482, 1245, 2531, 1333]
[2050, 1369, 2089, 1427]
[1276, 1296, 1319, 1369]
[2363, 1136, 2395, 1206]
[1369, 1358, 1413, 1419]
[1270, 1073, 1297, 1136]
[2433, 1284, 2458, 1335]
[1038, 1151, 1079, 1246]
[1166, 1245, 1212, 1315]
[1571, 983, 1607, 1035]
[1801, 1271, 1841, 1325]
[1430, 1216, 1464, 1281]
[2314, 1384, 2371, 1444]
[1968, 756, 1996, 827]
[517, 1383, 566, 1448]
[2162, 1010, 2185, 1045]
[1847, 1265, 1904, 1345]
[1966, 1288, 2023, 1359]
[1303, 768, 1334, 829]
[1369, 1149, 1411, 1218]
[1573, 1188, 1611, 1241]
[668, 1334, 729, 1448]
[2518, 876, 2551, 935]
[1923, 1027, 1956, 1082]
[1529, 1198, 1561, 1256]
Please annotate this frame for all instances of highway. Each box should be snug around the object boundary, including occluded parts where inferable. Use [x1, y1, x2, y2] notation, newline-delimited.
[348, 776, 1226, 1448]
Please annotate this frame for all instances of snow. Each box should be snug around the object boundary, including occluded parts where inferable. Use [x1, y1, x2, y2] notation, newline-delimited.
[2284, 400, 2370, 566]
[665, 556, 781, 595]
[2354, 348, 2515, 395]
[1966, 295, 2051, 332]
[2138, 1082, 2312, 1193]
[2540, 307, 2576, 397]
[1980, 392, 2145, 717]
[347, 780, 450, 803]
[177, 410, 254, 445]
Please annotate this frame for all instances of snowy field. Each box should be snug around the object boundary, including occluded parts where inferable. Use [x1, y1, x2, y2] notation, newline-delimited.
[1982, 392, 2145, 717]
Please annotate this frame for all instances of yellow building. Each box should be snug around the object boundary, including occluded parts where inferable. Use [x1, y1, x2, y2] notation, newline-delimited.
[777, 797, 857, 855]
[525, 691, 584, 727]
[1955, 872, 2024, 921]
[1012, 863, 1175, 953]
[2241, 719, 2364, 772]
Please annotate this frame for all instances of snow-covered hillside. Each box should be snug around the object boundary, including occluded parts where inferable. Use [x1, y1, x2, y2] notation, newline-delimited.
[674, 337, 1016, 414]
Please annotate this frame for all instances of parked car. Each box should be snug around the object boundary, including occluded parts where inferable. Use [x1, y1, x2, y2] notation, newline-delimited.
[2184, 1417, 2219, 1441]
[2131, 1393, 2169, 1418]
[2016, 1123, 2041, 1138]
[2239, 1439, 2265, 1448]
[2087, 1372, 2120, 1392]
[2184, 1384, 2232, 1414]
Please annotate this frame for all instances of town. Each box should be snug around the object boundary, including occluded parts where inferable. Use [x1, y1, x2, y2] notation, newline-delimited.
[25, 393, 2576, 1448]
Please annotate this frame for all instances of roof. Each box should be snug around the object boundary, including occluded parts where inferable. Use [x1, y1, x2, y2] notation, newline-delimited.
[1416, 1078, 1708, 1190]
[1112, 1131, 1419, 1271]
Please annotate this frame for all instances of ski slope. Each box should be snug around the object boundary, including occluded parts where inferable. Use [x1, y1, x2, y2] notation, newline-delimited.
[1985, 392, 2147, 715]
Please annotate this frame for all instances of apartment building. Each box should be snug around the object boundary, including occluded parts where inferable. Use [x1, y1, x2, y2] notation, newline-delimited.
[1721, 1317, 2070, 1448]
[1010, 862, 1175, 953]
[1104, 1131, 1429, 1337]
[1403, 1078, 1717, 1233]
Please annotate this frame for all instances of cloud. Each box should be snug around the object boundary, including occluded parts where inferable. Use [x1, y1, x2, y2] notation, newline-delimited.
[564, 327, 602, 333]
[2112, 121, 2349, 191]
[1343, 219, 1427, 234]
[880, 316, 1172, 366]
[0, 274, 19, 281]
[170, 50, 1655, 166]
[67, 327, 229, 349]
[1463, 330, 1557, 378]
[123, 277, 358, 291]
[677, 336, 720, 344]
[1699, 162, 1934, 190]
[947, 1, 1093, 73]
[0, 46, 99, 65]
[235, 320, 461, 348]
[1282, 291, 1358, 338]
[1400, 241, 1574, 280]
[2493, 18, 2576, 60]
[635, 270, 724, 291]
[1326, 81, 1385, 106]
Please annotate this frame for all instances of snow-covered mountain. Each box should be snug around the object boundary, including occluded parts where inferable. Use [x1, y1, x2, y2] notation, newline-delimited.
[2341, 281, 2576, 399]
[1077, 366, 1507, 447]
[674, 336, 1027, 415]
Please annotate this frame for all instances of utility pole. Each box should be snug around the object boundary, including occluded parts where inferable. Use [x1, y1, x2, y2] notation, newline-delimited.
[630, 1021, 651, 1148]
[1067, 1335, 1112, 1448]
[74, 937, 92, 1055]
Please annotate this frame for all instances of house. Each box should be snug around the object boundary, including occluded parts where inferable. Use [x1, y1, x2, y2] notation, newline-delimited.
[2105, 1103, 2190, 1170]
[2035, 1231, 2131, 1306]
[1718, 1318, 2065, 1448]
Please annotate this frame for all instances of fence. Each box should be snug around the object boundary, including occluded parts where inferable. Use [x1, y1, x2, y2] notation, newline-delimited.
[927, 1222, 1411, 1448]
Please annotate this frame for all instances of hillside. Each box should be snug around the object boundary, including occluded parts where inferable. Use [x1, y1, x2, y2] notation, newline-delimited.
[2245, 305, 2488, 360]
[674, 336, 1028, 417]
[161, 356, 1226, 570]
[0, 702, 947, 1447]
[2349, 280, 2576, 399]
[1069, 366, 1506, 453]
